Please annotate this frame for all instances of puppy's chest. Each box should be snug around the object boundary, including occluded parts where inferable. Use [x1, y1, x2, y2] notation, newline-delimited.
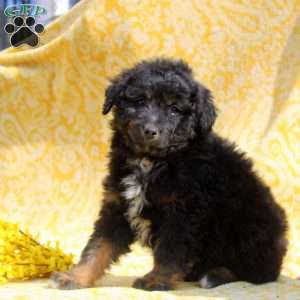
[121, 158, 154, 246]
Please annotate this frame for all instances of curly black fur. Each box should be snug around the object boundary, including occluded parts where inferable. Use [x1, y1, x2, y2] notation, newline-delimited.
[50, 58, 287, 291]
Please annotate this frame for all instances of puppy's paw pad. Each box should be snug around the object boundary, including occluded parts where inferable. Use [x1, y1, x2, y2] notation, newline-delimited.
[48, 271, 82, 290]
[133, 277, 171, 291]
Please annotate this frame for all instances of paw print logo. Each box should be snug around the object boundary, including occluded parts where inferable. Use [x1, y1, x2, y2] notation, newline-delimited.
[4, 16, 44, 47]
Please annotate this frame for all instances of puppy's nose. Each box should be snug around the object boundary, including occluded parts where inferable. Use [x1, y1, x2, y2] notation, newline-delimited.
[143, 124, 159, 140]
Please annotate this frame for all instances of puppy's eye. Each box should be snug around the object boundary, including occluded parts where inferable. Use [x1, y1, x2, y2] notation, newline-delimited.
[135, 99, 144, 107]
[170, 105, 182, 115]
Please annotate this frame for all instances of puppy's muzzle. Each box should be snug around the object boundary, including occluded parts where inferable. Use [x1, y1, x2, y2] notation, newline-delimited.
[143, 124, 160, 141]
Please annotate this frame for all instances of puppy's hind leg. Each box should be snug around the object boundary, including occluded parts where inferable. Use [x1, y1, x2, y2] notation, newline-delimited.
[199, 267, 237, 289]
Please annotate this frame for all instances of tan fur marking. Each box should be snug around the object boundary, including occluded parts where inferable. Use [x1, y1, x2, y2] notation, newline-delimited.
[70, 241, 113, 286]
[133, 264, 184, 290]
[50, 240, 114, 289]
[103, 190, 120, 204]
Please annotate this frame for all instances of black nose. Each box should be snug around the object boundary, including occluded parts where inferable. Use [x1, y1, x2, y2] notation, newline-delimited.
[143, 124, 159, 140]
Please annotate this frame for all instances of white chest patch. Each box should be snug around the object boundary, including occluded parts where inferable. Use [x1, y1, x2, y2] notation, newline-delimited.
[121, 158, 153, 246]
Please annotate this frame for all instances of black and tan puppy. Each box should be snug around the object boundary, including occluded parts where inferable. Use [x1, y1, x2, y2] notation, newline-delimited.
[50, 58, 287, 291]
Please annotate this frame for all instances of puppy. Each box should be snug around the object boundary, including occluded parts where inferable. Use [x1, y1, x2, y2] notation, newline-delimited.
[50, 58, 287, 291]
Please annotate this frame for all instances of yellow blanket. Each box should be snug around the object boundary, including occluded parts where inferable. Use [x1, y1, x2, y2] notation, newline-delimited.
[0, 0, 300, 299]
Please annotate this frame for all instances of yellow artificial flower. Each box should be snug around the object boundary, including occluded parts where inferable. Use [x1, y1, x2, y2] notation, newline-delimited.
[0, 220, 73, 283]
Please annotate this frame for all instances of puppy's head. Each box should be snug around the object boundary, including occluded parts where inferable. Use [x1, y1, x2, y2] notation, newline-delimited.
[103, 58, 217, 157]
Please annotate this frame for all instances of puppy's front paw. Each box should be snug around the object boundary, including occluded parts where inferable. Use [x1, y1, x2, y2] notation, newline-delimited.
[133, 277, 171, 291]
[48, 271, 84, 290]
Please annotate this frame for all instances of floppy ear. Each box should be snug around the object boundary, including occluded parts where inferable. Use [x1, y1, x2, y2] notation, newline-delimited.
[103, 84, 117, 115]
[193, 84, 217, 133]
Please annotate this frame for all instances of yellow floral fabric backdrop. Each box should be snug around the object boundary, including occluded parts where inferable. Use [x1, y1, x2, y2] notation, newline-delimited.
[0, 0, 300, 299]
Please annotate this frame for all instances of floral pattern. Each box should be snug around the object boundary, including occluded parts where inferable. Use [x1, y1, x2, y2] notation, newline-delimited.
[0, 0, 299, 298]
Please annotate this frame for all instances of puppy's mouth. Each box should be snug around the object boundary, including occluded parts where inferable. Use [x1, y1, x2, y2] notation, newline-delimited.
[127, 134, 187, 157]
[125, 124, 189, 157]
[130, 138, 167, 156]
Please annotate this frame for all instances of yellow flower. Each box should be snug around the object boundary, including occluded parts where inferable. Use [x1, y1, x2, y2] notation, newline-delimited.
[0, 220, 73, 283]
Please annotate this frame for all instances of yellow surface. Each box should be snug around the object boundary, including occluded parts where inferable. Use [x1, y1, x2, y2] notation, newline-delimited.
[0, 0, 300, 299]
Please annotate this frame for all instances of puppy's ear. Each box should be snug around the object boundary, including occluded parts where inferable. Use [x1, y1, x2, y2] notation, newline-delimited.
[102, 81, 124, 115]
[193, 83, 217, 133]
[103, 84, 116, 115]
